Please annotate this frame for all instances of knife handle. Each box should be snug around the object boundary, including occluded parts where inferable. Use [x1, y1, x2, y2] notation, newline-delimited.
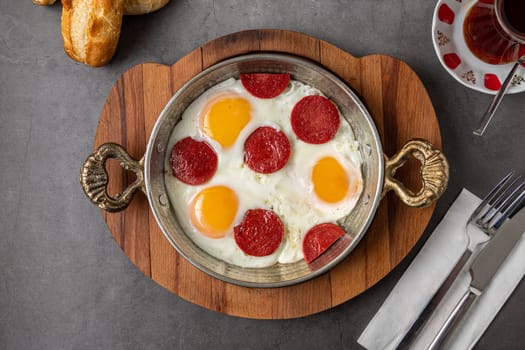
[427, 287, 480, 350]
[397, 250, 473, 349]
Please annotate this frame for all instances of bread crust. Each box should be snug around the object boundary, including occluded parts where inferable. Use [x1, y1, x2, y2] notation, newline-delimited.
[61, 0, 124, 67]
[124, 0, 170, 15]
[33, 0, 57, 5]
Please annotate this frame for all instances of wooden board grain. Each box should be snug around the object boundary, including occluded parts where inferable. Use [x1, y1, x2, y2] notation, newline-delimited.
[93, 29, 441, 319]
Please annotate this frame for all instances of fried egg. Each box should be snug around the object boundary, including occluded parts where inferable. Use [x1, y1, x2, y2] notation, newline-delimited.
[164, 77, 363, 267]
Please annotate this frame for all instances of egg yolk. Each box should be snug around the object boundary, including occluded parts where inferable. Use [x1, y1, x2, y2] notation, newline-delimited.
[312, 156, 349, 203]
[201, 95, 251, 148]
[190, 185, 239, 238]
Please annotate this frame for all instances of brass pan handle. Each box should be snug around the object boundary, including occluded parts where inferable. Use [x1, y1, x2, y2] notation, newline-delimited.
[383, 139, 449, 207]
[80, 143, 145, 212]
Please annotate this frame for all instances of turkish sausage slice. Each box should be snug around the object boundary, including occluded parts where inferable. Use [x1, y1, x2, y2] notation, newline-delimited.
[234, 209, 284, 257]
[291, 95, 340, 144]
[240, 73, 291, 99]
[170, 137, 218, 185]
[244, 126, 291, 174]
[302, 223, 346, 263]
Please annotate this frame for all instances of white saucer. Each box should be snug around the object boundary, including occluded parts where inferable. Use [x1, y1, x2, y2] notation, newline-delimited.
[431, 0, 525, 94]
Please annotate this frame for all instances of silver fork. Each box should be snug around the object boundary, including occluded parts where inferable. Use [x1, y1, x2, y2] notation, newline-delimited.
[397, 172, 525, 349]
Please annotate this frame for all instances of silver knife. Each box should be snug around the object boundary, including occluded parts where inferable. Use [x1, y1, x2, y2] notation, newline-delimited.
[427, 206, 525, 350]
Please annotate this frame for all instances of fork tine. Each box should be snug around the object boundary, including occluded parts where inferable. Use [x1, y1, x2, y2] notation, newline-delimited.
[482, 176, 524, 223]
[470, 172, 514, 221]
[491, 183, 525, 228]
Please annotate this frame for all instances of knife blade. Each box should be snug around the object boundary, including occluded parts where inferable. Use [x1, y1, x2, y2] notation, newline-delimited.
[469, 206, 525, 291]
[427, 206, 525, 350]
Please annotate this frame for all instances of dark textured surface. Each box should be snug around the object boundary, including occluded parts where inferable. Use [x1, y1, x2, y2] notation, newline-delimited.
[1, 1, 524, 349]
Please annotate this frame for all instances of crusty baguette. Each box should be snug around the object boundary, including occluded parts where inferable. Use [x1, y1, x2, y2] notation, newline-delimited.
[61, 0, 124, 67]
[33, 0, 57, 5]
[124, 0, 170, 15]
[33, 0, 170, 14]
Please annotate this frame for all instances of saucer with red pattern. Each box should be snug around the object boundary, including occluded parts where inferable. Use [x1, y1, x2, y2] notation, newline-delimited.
[432, 0, 525, 94]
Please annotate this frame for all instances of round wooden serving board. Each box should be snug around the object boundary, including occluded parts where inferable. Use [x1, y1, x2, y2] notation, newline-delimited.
[94, 29, 441, 319]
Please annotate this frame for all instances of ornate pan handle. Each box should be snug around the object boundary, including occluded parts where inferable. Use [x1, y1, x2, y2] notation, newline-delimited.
[80, 143, 145, 212]
[382, 139, 449, 207]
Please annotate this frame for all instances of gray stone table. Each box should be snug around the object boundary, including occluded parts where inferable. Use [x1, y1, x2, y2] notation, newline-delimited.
[1, 1, 524, 349]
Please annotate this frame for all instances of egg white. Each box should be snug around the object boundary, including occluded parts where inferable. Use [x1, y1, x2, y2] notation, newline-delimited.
[164, 78, 363, 267]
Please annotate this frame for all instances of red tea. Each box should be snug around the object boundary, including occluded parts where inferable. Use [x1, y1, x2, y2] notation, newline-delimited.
[463, 0, 525, 64]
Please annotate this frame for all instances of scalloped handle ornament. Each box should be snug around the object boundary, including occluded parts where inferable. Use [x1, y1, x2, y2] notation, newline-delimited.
[80, 143, 145, 212]
[382, 139, 449, 207]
